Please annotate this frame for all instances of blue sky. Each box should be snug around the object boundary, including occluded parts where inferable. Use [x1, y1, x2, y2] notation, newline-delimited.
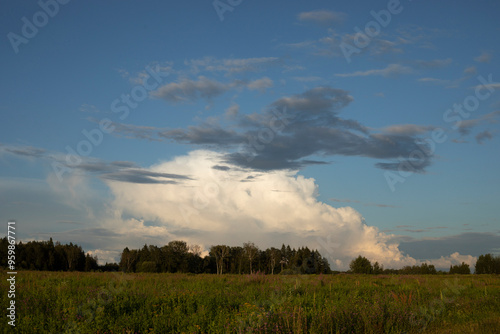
[1, 0, 499, 269]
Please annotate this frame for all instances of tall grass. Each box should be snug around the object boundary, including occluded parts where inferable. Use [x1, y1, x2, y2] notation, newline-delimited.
[1, 270, 499, 333]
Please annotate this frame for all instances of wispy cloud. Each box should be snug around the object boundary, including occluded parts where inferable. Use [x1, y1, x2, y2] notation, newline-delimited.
[335, 64, 413, 78]
[1, 145, 46, 158]
[381, 124, 435, 136]
[247, 77, 273, 92]
[475, 130, 493, 144]
[474, 51, 492, 63]
[463, 66, 477, 75]
[101, 169, 192, 184]
[297, 10, 347, 27]
[151, 76, 231, 103]
[0, 142, 193, 185]
[185, 57, 280, 75]
[225, 103, 240, 118]
[292, 76, 322, 82]
[417, 75, 468, 88]
[414, 58, 452, 69]
[456, 110, 500, 139]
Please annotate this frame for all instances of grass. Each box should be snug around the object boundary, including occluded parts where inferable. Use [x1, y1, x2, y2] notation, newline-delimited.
[1, 270, 499, 333]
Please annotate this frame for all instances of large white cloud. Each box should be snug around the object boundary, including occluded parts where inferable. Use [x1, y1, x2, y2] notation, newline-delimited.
[102, 150, 420, 270]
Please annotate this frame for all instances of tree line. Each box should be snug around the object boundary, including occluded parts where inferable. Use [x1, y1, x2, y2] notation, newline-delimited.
[1, 237, 499, 274]
[119, 241, 331, 275]
[348, 254, 500, 275]
[0, 237, 117, 271]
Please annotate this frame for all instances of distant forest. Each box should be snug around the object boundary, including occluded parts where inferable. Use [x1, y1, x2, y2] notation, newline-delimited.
[1, 237, 499, 274]
[119, 241, 331, 275]
[0, 237, 105, 271]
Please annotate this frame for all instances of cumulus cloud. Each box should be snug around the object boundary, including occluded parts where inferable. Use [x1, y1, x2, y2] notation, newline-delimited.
[102, 150, 419, 270]
[297, 10, 347, 26]
[87, 249, 122, 264]
[424, 252, 477, 270]
[2, 147, 483, 269]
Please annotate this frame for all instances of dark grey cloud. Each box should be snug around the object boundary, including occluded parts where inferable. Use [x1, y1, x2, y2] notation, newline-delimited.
[36, 228, 123, 253]
[375, 156, 432, 174]
[212, 165, 231, 171]
[108, 122, 161, 141]
[72, 160, 192, 184]
[160, 125, 242, 145]
[0, 142, 191, 185]
[101, 169, 189, 184]
[111, 86, 435, 172]
[398, 232, 500, 259]
[111, 161, 138, 168]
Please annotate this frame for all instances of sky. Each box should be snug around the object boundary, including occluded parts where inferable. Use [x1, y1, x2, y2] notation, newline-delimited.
[1, 0, 499, 270]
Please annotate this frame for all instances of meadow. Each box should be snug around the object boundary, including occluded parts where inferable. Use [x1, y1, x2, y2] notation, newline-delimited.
[1, 271, 499, 333]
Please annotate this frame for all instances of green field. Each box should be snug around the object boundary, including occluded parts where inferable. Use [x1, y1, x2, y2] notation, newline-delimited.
[1, 271, 499, 333]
